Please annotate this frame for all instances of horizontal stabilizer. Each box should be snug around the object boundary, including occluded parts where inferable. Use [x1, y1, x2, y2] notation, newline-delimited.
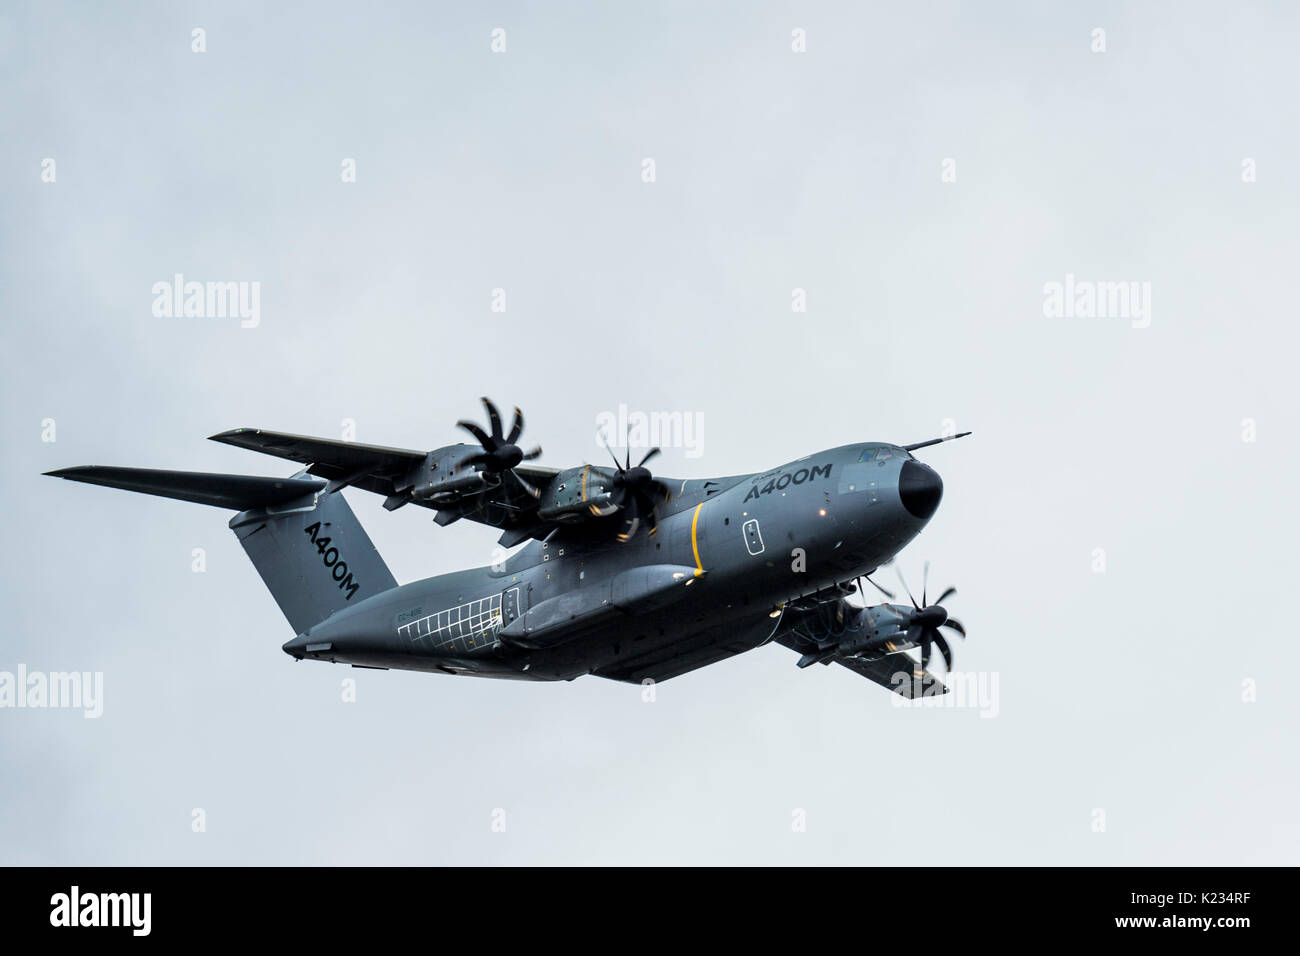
[44, 466, 325, 510]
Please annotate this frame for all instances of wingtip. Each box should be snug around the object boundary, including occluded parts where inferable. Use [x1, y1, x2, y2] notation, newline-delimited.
[44, 466, 105, 478]
[209, 428, 253, 443]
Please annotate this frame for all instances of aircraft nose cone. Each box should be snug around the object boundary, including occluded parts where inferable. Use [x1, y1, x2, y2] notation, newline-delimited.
[899, 460, 942, 520]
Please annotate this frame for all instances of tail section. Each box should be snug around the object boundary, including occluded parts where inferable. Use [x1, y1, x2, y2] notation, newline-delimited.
[46, 466, 397, 634]
[229, 487, 396, 634]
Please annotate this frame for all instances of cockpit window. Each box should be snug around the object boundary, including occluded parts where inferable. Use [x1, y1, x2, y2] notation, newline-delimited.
[859, 446, 893, 463]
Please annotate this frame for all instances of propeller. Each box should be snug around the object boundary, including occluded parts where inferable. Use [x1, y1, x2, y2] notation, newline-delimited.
[457, 397, 543, 497]
[603, 443, 671, 541]
[896, 561, 966, 672]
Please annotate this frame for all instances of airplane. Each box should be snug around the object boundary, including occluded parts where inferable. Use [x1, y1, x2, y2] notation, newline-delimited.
[44, 399, 970, 698]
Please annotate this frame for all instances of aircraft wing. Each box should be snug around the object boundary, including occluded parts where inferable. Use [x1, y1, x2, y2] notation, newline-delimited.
[209, 428, 562, 543]
[833, 652, 947, 698]
[212, 428, 557, 494]
[210, 429, 426, 498]
[774, 634, 947, 698]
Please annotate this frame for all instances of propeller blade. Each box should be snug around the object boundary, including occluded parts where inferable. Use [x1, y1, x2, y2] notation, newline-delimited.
[861, 575, 896, 600]
[920, 636, 932, 671]
[638, 447, 661, 468]
[617, 496, 642, 542]
[521, 446, 543, 460]
[896, 566, 919, 610]
[934, 585, 957, 606]
[922, 560, 930, 607]
[933, 631, 953, 670]
[631, 489, 659, 534]
[941, 617, 966, 638]
[510, 471, 540, 498]
[506, 406, 524, 444]
[480, 397, 503, 442]
[457, 420, 494, 450]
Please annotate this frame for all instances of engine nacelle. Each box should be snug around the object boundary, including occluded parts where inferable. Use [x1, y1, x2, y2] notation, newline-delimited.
[829, 603, 914, 658]
[536, 465, 618, 522]
[405, 444, 487, 501]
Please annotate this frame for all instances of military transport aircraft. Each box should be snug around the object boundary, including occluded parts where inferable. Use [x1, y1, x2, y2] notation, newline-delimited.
[45, 400, 970, 697]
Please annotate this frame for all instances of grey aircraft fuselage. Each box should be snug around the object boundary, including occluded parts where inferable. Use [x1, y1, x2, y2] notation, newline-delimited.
[283, 442, 941, 683]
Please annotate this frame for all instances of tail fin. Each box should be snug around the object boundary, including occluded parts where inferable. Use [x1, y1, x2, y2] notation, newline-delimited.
[46, 466, 397, 634]
[229, 488, 396, 633]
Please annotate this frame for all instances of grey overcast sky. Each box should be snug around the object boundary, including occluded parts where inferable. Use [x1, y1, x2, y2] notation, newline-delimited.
[2, 1, 1297, 864]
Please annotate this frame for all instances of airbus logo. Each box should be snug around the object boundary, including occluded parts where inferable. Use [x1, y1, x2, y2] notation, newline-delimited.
[742, 462, 832, 502]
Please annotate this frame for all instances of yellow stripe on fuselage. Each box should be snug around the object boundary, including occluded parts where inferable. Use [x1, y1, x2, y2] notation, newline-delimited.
[690, 502, 704, 576]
